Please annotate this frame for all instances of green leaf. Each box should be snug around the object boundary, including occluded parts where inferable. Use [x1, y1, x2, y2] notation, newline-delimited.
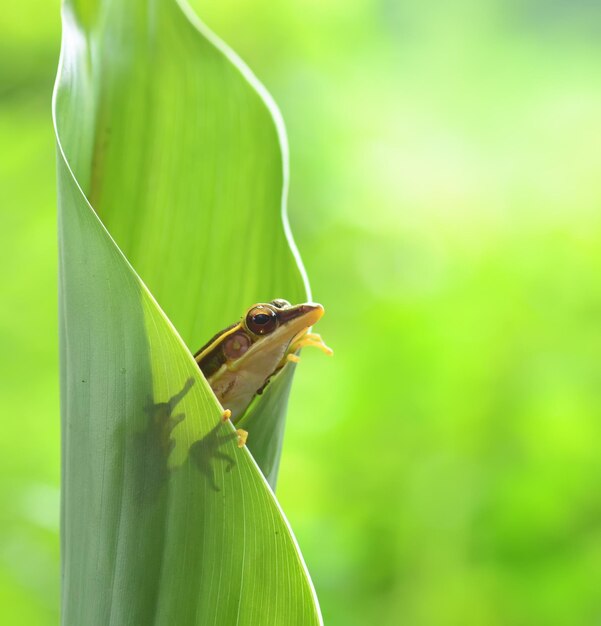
[54, 0, 322, 623]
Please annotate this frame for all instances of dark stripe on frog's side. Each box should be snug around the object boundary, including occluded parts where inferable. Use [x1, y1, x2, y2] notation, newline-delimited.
[193, 322, 238, 379]
[195, 345, 226, 380]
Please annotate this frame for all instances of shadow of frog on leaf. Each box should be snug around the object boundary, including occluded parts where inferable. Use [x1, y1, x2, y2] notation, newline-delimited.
[189, 415, 243, 492]
[144, 377, 195, 456]
[139, 376, 243, 495]
[133, 377, 195, 504]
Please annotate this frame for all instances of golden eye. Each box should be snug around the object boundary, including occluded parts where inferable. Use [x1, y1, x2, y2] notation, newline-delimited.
[223, 332, 251, 359]
[246, 306, 278, 335]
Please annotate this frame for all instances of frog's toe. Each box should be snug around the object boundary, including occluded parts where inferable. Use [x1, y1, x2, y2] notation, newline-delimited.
[236, 428, 248, 448]
[222, 408, 232, 422]
[289, 332, 333, 356]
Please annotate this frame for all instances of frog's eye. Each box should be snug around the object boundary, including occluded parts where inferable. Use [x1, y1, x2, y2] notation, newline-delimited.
[223, 332, 252, 359]
[246, 306, 278, 335]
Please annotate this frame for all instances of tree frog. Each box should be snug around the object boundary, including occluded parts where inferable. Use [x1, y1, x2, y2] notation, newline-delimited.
[194, 299, 332, 445]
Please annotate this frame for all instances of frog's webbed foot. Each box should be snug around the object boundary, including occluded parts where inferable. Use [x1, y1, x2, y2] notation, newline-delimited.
[286, 332, 333, 364]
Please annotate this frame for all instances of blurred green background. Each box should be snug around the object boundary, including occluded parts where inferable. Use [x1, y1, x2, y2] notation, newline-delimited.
[3, 0, 601, 624]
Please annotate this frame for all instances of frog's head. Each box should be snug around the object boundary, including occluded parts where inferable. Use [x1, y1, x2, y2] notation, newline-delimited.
[195, 299, 327, 419]
[227, 299, 324, 368]
[244, 299, 323, 339]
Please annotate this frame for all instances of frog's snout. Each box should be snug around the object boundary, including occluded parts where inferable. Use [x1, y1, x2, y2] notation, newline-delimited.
[278, 302, 324, 328]
[298, 303, 324, 326]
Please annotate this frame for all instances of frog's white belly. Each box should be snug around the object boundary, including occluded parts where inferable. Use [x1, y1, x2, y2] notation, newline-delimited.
[210, 369, 263, 418]
[207, 338, 292, 419]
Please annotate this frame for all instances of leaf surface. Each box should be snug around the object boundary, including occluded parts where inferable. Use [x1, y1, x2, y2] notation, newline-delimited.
[55, 0, 321, 623]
